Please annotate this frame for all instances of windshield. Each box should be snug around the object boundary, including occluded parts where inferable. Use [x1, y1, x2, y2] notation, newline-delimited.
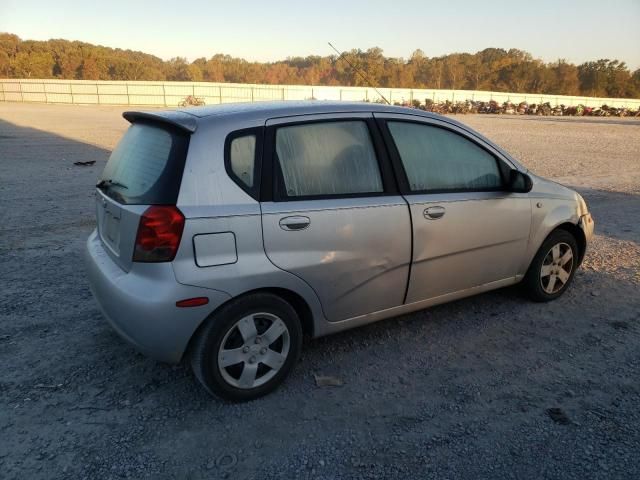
[98, 122, 190, 205]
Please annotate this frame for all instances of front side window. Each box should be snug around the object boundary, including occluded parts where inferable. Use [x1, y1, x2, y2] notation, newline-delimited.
[274, 120, 383, 198]
[387, 122, 503, 192]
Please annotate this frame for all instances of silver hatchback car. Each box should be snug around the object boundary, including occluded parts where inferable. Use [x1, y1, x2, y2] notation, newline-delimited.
[85, 101, 594, 401]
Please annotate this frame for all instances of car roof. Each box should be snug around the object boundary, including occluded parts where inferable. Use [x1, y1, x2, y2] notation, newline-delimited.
[122, 101, 525, 171]
[124, 101, 453, 133]
[178, 101, 419, 119]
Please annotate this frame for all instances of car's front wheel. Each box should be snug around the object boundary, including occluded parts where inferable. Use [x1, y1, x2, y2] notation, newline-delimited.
[190, 293, 302, 401]
[523, 229, 579, 302]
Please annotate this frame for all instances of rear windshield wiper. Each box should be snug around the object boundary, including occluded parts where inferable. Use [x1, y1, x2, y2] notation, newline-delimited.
[96, 179, 129, 190]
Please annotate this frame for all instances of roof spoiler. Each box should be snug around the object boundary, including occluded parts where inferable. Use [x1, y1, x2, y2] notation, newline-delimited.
[122, 111, 197, 133]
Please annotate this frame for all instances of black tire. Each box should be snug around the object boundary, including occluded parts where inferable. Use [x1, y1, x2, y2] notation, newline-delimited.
[522, 229, 579, 302]
[190, 293, 302, 402]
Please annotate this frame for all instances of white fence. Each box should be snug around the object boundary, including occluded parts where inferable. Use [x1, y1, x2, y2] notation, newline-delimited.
[1, 78, 639, 109]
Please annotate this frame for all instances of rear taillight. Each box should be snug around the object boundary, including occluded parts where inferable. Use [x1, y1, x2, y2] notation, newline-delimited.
[133, 206, 185, 262]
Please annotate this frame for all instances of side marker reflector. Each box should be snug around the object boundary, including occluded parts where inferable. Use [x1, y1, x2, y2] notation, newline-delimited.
[176, 297, 209, 308]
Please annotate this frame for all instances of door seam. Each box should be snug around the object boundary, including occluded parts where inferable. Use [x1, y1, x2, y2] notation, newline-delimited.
[401, 195, 414, 305]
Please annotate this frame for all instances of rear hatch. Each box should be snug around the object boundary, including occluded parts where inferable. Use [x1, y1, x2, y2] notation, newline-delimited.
[96, 120, 190, 272]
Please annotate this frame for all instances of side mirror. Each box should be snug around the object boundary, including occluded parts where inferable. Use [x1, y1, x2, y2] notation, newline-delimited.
[508, 170, 533, 193]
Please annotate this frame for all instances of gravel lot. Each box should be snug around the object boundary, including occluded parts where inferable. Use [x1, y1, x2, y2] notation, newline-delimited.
[1, 103, 639, 479]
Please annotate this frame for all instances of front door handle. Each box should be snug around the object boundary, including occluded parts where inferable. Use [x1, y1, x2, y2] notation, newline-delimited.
[279, 216, 310, 231]
[424, 206, 445, 220]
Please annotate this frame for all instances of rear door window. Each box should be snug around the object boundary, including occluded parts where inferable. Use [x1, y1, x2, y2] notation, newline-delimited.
[98, 122, 190, 204]
[274, 120, 383, 199]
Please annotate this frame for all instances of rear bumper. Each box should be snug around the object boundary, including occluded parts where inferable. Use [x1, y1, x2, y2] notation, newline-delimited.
[84, 230, 230, 363]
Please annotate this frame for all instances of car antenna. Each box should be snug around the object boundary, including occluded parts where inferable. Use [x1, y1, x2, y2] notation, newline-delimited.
[328, 42, 390, 105]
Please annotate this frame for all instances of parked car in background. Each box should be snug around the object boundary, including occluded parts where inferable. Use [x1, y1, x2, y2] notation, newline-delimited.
[85, 102, 594, 401]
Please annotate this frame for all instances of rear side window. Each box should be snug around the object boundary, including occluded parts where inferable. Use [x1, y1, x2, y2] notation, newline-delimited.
[274, 121, 383, 198]
[99, 122, 189, 205]
[230, 135, 256, 188]
[225, 128, 262, 199]
[387, 122, 503, 192]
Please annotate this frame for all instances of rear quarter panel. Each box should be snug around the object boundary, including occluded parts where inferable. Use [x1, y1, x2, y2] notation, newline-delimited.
[177, 116, 263, 210]
[171, 213, 327, 332]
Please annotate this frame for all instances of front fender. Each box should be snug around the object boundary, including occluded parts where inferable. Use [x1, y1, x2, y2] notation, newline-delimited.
[521, 199, 581, 275]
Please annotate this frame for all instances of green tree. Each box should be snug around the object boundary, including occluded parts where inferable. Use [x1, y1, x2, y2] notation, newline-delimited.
[12, 50, 54, 78]
[605, 60, 631, 97]
[0, 50, 9, 77]
[443, 55, 465, 89]
[1, 33, 639, 99]
[166, 57, 192, 81]
[78, 56, 101, 80]
[629, 69, 640, 97]
[550, 60, 580, 95]
[578, 60, 611, 96]
[409, 49, 430, 87]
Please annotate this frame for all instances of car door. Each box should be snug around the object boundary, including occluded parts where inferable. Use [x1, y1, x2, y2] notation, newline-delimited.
[260, 113, 412, 322]
[375, 113, 532, 303]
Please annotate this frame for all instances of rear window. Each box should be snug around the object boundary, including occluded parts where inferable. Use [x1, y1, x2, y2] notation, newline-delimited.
[98, 122, 190, 205]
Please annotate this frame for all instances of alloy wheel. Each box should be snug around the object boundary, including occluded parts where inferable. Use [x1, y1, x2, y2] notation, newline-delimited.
[540, 242, 574, 294]
[217, 313, 290, 389]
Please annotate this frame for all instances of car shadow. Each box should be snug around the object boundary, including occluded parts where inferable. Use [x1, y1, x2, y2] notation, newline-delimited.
[0, 118, 111, 250]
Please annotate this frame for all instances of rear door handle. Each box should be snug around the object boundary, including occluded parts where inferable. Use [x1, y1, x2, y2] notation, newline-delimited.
[424, 206, 445, 220]
[279, 216, 310, 231]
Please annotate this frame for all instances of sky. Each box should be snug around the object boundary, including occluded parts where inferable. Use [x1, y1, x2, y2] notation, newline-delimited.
[1, 0, 639, 69]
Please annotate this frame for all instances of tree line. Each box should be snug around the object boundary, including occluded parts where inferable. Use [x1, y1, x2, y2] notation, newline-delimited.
[1, 33, 639, 98]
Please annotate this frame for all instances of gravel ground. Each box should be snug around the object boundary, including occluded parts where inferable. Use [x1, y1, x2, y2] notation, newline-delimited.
[1, 103, 639, 479]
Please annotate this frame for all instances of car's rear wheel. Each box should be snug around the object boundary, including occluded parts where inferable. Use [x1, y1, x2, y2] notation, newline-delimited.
[190, 293, 302, 401]
[523, 229, 579, 302]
